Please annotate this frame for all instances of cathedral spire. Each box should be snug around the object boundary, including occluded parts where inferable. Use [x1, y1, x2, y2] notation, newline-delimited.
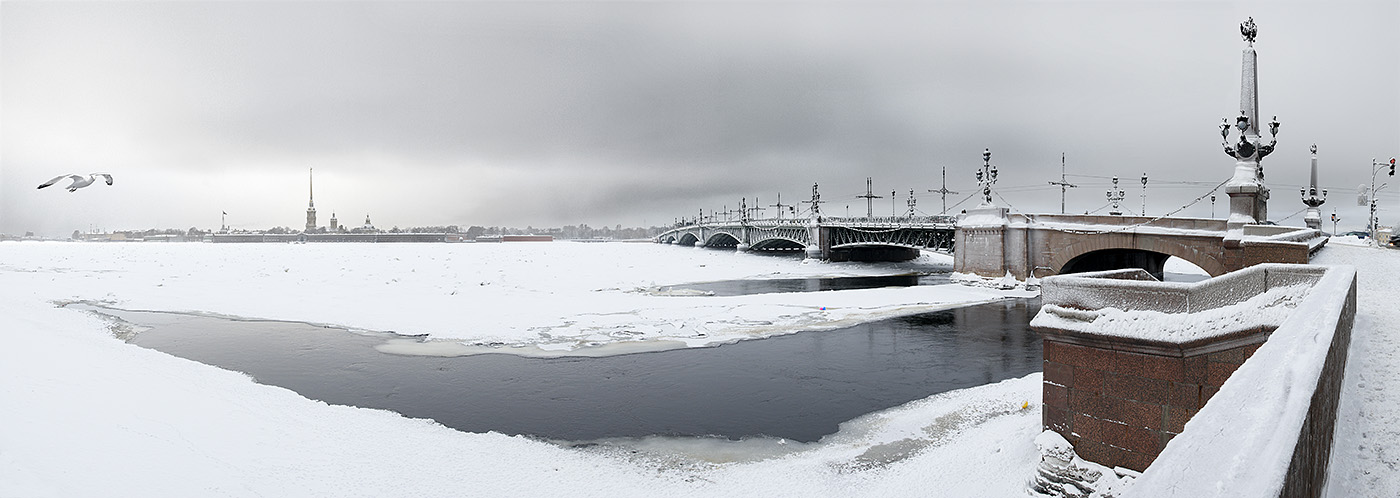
[305, 167, 317, 233]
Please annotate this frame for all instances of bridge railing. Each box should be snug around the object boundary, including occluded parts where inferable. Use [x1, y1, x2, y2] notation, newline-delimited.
[744, 219, 812, 228]
[823, 215, 957, 227]
[663, 216, 956, 230]
[1025, 214, 1228, 233]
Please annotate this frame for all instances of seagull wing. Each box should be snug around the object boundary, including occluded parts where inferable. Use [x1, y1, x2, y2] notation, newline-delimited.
[93, 173, 114, 185]
[37, 174, 79, 189]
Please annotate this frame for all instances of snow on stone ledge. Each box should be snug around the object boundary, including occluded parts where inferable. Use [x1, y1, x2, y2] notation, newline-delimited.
[1031, 283, 1310, 343]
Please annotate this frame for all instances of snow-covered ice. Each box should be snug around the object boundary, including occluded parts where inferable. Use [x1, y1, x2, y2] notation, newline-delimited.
[0, 241, 1023, 357]
[0, 241, 1044, 497]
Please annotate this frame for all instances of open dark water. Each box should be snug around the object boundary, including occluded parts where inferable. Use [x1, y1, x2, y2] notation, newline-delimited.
[84, 293, 1040, 443]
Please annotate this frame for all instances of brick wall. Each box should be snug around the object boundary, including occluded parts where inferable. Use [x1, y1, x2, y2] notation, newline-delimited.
[1041, 333, 1268, 472]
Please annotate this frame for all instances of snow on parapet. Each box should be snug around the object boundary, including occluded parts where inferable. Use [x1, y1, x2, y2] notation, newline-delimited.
[955, 205, 1009, 228]
[1032, 283, 1309, 343]
[1038, 263, 1327, 318]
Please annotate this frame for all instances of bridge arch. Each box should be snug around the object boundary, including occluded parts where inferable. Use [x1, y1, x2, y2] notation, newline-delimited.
[676, 233, 700, 247]
[1061, 249, 1172, 280]
[703, 232, 741, 248]
[1044, 232, 1227, 279]
[749, 236, 805, 252]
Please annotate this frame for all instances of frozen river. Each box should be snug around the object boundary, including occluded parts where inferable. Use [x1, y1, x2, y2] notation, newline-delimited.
[84, 290, 1040, 443]
[3, 241, 1058, 497]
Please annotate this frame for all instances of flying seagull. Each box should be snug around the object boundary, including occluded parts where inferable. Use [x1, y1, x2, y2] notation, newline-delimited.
[37, 173, 114, 192]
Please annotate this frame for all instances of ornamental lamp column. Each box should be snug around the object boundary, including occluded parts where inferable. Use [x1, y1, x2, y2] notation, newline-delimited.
[1140, 173, 1149, 217]
[1220, 17, 1280, 233]
[1107, 177, 1126, 216]
[737, 197, 750, 252]
[804, 183, 825, 259]
[1300, 144, 1328, 231]
[976, 148, 998, 207]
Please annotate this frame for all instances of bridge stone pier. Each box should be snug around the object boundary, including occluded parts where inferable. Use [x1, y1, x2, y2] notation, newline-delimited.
[952, 205, 1327, 280]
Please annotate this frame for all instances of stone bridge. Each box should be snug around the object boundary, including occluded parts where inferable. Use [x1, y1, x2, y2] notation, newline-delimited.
[655, 216, 957, 262]
[953, 205, 1327, 280]
[656, 206, 1326, 280]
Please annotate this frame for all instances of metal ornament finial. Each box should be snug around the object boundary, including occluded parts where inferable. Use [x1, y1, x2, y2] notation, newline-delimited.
[1241, 17, 1257, 44]
[1310, 143, 1317, 154]
[976, 148, 998, 205]
[1106, 176, 1126, 215]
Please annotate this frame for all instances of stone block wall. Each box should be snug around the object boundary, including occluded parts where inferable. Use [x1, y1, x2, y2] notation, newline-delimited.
[1279, 276, 1356, 498]
[1041, 334, 1268, 472]
[1222, 240, 1312, 271]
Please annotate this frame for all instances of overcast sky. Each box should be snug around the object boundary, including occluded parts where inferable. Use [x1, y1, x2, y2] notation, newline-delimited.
[3, 1, 1397, 237]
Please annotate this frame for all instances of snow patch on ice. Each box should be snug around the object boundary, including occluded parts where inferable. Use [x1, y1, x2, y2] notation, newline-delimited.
[951, 271, 1043, 295]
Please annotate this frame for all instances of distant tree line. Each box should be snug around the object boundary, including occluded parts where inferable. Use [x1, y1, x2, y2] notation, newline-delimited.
[470, 224, 665, 240]
[74, 224, 667, 240]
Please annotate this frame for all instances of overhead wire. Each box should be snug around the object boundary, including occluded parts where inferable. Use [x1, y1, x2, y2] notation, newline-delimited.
[1036, 177, 1231, 235]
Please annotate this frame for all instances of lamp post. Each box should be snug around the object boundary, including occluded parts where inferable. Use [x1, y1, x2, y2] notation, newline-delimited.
[1211, 194, 1217, 218]
[1367, 157, 1397, 242]
[907, 189, 917, 218]
[976, 148, 998, 206]
[1140, 173, 1148, 216]
[1106, 176, 1126, 216]
[1300, 144, 1328, 230]
[1331, 210, 1340, 236]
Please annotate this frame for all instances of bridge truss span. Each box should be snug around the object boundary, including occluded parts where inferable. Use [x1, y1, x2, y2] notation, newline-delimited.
[655, 216, 955, 260]
[826, 225, 954, 253]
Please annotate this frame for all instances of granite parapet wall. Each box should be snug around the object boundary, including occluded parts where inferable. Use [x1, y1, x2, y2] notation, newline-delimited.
[1033, 264, 1356, 496]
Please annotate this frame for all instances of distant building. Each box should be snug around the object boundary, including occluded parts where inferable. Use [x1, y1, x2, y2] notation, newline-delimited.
[349, 214, 377, 234]
[330, 212, 339, 232]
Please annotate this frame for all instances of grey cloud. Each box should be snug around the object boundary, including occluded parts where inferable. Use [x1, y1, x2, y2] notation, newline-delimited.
[2, 1, 1397, 237]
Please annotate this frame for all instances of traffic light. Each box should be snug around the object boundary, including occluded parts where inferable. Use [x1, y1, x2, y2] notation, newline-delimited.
[1390, 157, 1396, 176]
